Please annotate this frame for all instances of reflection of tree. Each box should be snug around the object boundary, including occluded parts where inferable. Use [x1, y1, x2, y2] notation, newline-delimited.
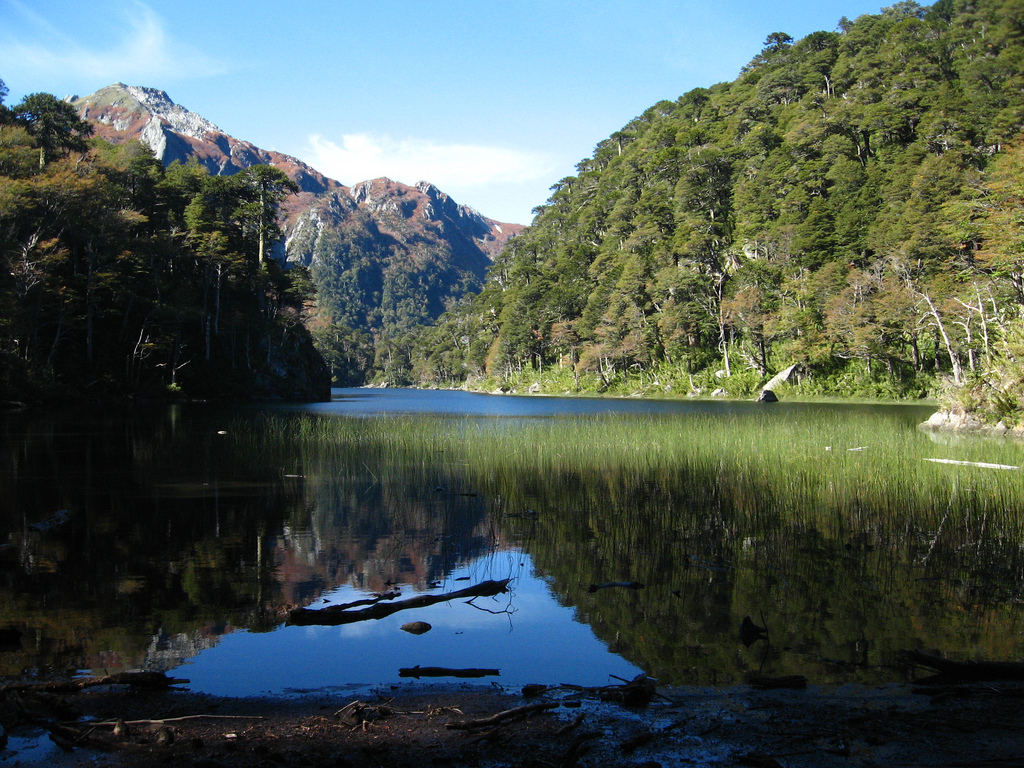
[5, 405, 1024, 688]
[478, 455, 1024, 686]
[0, 407, 504, 678]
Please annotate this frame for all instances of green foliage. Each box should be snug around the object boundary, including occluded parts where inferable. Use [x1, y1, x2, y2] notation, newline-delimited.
[400, 0, 1024, 404]
[0, 114, 329, 402]
[11, 92, 93, 168]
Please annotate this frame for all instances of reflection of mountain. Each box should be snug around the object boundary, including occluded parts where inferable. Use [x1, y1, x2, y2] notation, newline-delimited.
[143, 626, 228, 673]
[269, 469, 505, 603]
[6, 403, 1024, 689]
[0, 408, 503, 679]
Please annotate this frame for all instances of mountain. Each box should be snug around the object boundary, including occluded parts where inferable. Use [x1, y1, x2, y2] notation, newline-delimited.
[76, 83, 343, 195]
[71, 83, 524, 383]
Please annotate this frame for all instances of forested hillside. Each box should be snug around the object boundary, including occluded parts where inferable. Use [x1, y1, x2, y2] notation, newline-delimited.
[0, 82, 330, 403]
[70, 83, 522, 388]
[407, 0, 1024, 417]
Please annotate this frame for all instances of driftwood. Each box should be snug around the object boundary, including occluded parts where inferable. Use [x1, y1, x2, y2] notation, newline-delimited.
[92, 714, 264, 727]
[328, 590, 401, 610]
[562, 674, 659, 707]
[399, 666, 500, 679]
[588, 581, 644, 593]
[900, 649, 1024, 684]
[444, 701, 558, 730]
[0, 670, 188, 694]
[556, 712, 586, 736]
[923, 458, 1020, 470]
[288, 579, 510, 626]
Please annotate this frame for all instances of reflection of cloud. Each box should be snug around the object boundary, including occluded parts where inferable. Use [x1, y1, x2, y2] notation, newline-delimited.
[306, 132, 555, 190]
[0, 0, 227, 85]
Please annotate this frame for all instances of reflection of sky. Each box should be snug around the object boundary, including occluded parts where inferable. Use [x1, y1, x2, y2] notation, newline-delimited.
[179, 553, 641, 696]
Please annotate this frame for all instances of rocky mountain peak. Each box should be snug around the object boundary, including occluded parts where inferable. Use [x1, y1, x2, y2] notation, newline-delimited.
[73, 82, 525, 351]
[74, 84, 342, 196]
[77, 83, 219, 141]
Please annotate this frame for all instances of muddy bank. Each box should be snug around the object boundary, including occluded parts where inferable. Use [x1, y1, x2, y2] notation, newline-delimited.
[3, 677, 1024, 767]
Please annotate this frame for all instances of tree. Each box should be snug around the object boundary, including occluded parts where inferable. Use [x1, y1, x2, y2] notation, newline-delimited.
[388, 0, 1024, 398]
[235, 164, 298, 268]
[12, 92, 93, 168]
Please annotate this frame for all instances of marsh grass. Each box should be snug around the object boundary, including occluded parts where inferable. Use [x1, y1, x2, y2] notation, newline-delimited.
[264, 409, 1024, 540]
[225, 406, 1024, 682]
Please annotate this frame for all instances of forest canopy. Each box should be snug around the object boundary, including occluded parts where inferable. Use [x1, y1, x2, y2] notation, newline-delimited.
[397, 0, 1024, 420]
[0, 81, 328, 402]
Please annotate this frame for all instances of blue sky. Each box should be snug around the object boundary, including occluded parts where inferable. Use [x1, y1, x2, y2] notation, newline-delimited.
[1, 0, 891, 225]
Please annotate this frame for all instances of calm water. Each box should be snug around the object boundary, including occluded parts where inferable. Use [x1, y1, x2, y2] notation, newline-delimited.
[1, 389, 1020, 697]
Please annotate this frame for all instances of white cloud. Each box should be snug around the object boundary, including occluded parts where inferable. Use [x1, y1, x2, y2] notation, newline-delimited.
[0, 0, 227, 86]
[305, 132, 555, 192]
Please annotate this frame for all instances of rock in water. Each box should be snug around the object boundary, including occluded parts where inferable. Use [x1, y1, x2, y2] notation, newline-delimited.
[401, 621, 432, 635]
[740, 615, 769, 647]
[755, 389, 778, 403]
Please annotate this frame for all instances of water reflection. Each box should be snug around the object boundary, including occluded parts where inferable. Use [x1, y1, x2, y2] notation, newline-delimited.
[1, 391, 1021, 696]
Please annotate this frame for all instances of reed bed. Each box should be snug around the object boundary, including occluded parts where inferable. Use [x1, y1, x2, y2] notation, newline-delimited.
[221, 407, 1024, 682]
[235, 408, 1024, 552]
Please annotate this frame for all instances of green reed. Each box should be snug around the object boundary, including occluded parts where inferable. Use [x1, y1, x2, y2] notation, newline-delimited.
[243, 408, 1024, 549]
[225, 407, 1024, 682]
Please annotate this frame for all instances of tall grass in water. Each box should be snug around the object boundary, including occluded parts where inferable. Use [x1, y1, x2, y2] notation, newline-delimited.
[234, 408, 1024, 681]
[250, 409, 1024, 549]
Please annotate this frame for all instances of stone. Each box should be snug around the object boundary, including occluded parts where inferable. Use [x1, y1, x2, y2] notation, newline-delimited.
[401, 621, 432, 635]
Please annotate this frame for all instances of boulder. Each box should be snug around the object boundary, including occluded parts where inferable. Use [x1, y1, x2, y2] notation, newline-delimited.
[763, 363, 800, 392]
[756, 389, 778, 403]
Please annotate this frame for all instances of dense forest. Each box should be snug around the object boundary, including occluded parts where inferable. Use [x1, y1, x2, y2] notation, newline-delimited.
[4, 0, 1024, 418]
[401, 0, 1024, 422]
[0, 81, 329, 402]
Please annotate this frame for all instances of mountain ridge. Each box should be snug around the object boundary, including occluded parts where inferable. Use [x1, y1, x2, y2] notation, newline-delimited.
[72, 83, 524, 383]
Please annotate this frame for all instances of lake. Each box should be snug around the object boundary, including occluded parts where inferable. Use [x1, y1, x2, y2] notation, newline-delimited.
[2, 388, 1023, 697]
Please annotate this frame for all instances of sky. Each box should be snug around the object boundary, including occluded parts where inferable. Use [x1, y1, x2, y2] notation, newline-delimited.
[0, 0, 892, 225]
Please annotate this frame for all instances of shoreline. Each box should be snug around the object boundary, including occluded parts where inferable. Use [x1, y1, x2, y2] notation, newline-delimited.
[6, 678, 1024, 767]
[919, 408, 1024, 438]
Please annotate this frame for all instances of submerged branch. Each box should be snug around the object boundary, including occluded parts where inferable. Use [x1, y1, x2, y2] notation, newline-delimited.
[287, 579, 511, 626]
[399, 666, 500, 679]
[0, 671, 188, 694]
[900, 650, 1024, 684]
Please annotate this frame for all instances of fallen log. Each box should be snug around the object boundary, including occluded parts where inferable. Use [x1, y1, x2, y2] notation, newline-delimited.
[588, 581, 644, 593]
[91, 714, 265, 728]
[328, 590, 401, 610]
[399, 666, 500, 679]
[0, 670, 188, 694]
[561, 674, 660, 707]
[444, 701, 559, 730]
[900, 649, 1024, 684]
[287, 578, 511, 626]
